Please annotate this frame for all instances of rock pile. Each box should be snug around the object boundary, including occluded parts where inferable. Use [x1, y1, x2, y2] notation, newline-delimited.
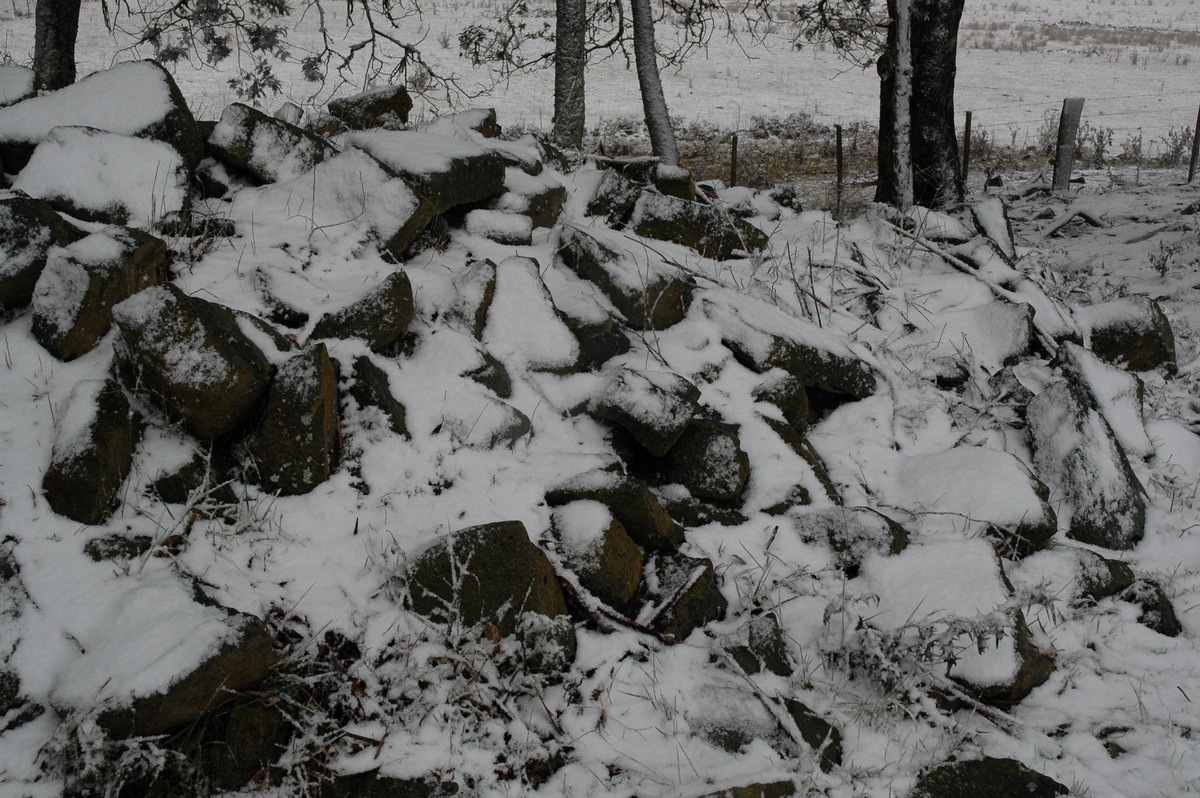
[0, 59, 1183, 797]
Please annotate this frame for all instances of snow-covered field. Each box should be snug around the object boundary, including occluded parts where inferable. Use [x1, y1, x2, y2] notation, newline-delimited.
[0, 3, 1199, 798]
[2, 0, 1198, 150]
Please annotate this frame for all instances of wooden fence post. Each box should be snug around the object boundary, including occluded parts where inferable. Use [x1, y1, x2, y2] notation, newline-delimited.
[1052, 97, 1086, 194]
[961, 110, 973, 202]
[835, 124, 844, 220]
[730, 132, 739, 187]
[1188, 103, 1200, 184]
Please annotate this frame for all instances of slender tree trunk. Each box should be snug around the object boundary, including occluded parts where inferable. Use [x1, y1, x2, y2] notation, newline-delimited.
[551, 0, 587, 150]
[34, 0, 82, 90]
[910, 0, 964, 207]
[876, 0, 964, 210]
[630, 0, 679, 165]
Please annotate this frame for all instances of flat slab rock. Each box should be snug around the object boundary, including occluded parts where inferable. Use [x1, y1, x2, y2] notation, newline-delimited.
[1077, 295, 1177, 373]
[630, 191, 768, 260]
[347, 130, 506, 213]
[209, 102, 336, 184]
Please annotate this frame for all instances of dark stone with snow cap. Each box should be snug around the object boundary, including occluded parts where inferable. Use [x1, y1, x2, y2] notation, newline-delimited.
[911, 757, 1068, 798]
[404, 521, 576, 669]
[698, 783, 795, 798]
[557, 225, 694, 330]
[586, 168, 642, 224]
[0, 60, 203, 171]
[552, 501, 644, 613]
[788, 506, 909, 576]
[98, 610, 278, 738]
[705, 294, 876, 401]
[662, 420, 750, 503]
[309, 270, 415, 353]
[490, 169, 566, 228]
[592, 367, 701, 456]
[31, 227, 166, 361]
[328, 85, 413, 130]
[1080, 296, 1176, 374]
[546, 465, 684, 550]
[0, 195, 83, 310]
[208, 102, 336, 184]
[1027, 380, 1146, 549]
[113, 283, 273, 440]
[347, 130, 506, 214]
[631, 192, 768, 259]
[1121, 578, 1182, 637]
[349, 356, 409, 437]
[649, 553, 727, 641]
[783, 699, 842, 773]
[246, 344, 339, 496]
[42, 379, 144, 525]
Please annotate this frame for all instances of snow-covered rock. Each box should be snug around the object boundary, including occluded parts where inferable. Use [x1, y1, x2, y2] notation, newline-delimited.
[12, 126, 189, 226]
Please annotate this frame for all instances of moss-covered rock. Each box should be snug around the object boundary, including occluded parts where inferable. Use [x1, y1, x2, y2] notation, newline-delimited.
[43, 380, 144, 525]
[246, 344, 340, 496]
[309, 270, 415, 353]
[113, 284, 273, 440]
[31, 227, 167, 361]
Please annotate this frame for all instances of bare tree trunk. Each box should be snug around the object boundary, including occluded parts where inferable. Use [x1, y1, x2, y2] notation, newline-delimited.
[876, 0, 964, 209]
[34, 0, 82, 90]
[551, 0, 587, 150]
[630, 0, 679, 165]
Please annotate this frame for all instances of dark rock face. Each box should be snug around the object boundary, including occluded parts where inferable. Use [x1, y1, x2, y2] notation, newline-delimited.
[309, 270, 415, 353]
[43, 380, 144, 524]
[195, 698, 294, 791]
[0, 195, 83, 311]
[789, 506, 910, 576]
[328, 86, 413, 130]
[97, 612, 278, 739]
[557, 226, 694, 331]
[1083, 296, 1176, 373]
[729, 612, 793, 677]
[546, 466, 684, 550]
[586, 169, 642, 224]
[1027, 380, 1146, 550]
[552, 501, 644, 612]
[630, 192, 768, 259]
[405, 521, 573, 645]
[208, 102, 336, 184]
[661, 420, 750, 503]
[31, 227, 167, 360]
[910, 757, 1068, 798]
[349, 355, 409, 437]
[246, 344, 340, 496]
[112, 283, 273, 440]
[783, 698, 842, 773]
[1121, 578, 1182, 637]
[649, 553, 727, 641]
